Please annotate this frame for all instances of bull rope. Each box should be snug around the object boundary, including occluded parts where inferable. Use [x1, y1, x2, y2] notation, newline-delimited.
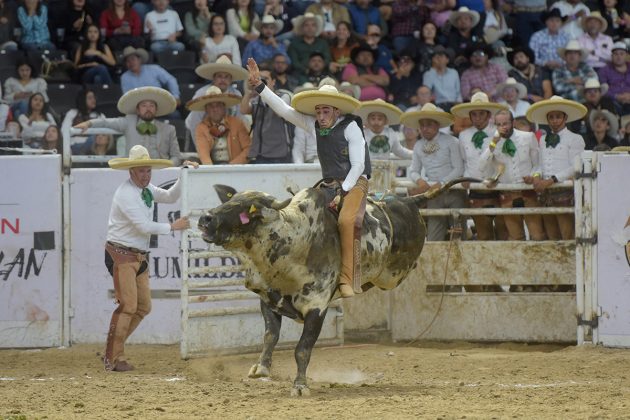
[406, 224, 462, 346]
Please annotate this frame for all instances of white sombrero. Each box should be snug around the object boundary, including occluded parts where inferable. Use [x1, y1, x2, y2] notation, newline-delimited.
[293, 82, 317, 94]
[400, 103, 454, 129]
[291, 85, 360, 115]
[450, 92, 508, 118]
[496, 78, 528, 99]
[122, 46, 149, 63]
[583, 77, 609, 95]
[108, 145, 173, 170]
[449, 7, 480, 27]
[195, 55, 249, 81]
[589, 109, 619, 138]
[186, 86, 242, 111]
[558, 39, 588, 61]
[526, 95, 588, 124]
[356, 99, 402, 125]
[581, 11, 608, 32]
[254, 14, 284, 33]
[117, 87, 177, 117]
[292, 13, 324, 37]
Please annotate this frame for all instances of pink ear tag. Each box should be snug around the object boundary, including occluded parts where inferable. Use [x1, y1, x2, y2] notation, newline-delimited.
[239, 211, 250, 225]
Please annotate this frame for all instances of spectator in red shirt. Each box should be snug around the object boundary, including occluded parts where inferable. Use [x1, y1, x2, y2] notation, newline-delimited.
[99, 0, 144, 51]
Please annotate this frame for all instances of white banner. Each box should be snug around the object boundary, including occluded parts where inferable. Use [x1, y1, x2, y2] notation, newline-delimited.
[0, 155, 62, 347]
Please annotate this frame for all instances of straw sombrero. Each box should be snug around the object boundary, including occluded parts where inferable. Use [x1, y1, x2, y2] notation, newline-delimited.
[292, 13, 324, 37]
[196, 55, 249, 81]
[450, 92, 508, 118]
[122, 46, 149, 63]
[581, 11, 608, 32]
[583, 78, 609, 95]
[254, 14, 284, 33]
[186, 86, 242, 111]
[558, 39, 588, 61]
[496, 78, 528, 99]
[356, 99, 402, 125]
[108, 145, 173, 170]
[449, 7, 480, 27]
[117, 87, 177, 117]
[526, 95, 588, 124]
[291, 85, 359, 115]
[400, 103, 454, 129]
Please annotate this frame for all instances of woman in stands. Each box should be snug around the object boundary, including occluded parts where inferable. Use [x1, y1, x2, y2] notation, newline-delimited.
[184, 0, 213, 50]
[18, 93, 56, 146]
[200, 14, 241, 65]
[329, 21, 359, 79]
[61, 88, 105, 147]
[226, 0, 260, 51]
[3, 59, 49, 119]
[17, 0, 56, 51]
[62, 0, 96, 54]
[99, 0, 144, 51]
[42, 125, 62, 152]
[74, 24, 116, 85]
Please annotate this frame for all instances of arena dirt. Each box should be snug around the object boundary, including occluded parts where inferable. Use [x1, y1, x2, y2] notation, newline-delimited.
[1, 341, 629, 419]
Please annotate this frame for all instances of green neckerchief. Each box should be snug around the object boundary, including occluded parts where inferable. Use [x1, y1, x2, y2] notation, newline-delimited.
[137, 121, 157, 135]
[545, 133, 560, 148]
[471, 130, 487, 149]
[319, 127, 332, 136]
[502, 138, 517, 157]
[141, 188, 153, 208]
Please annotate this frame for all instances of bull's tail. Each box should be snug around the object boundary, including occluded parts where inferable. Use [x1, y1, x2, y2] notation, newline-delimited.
[405, 177, 481, 207]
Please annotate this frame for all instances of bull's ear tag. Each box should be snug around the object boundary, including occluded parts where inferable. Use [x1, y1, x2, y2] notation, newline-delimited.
[227, 192, 233, 198]
[249, 204, 257, 214]
[239, 212, 250, 224]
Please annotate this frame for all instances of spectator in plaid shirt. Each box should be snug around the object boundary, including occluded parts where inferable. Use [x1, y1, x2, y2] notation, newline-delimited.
[460, 44, 508, 101]
[552, 40, 598, 102]
[390, 0, 430, 54]
[528, 8, 569, 70]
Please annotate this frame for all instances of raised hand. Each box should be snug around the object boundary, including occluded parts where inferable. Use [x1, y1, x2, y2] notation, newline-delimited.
[247, 58, 262, 89]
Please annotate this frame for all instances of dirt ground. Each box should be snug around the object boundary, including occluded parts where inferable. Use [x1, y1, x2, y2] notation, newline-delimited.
[1, 341, 630, 419]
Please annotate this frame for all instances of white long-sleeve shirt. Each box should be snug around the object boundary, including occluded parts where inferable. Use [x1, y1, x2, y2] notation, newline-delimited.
[459, 124, 497, 179]
[408, 132, 464, 184]
[292, 125, 318, 163]
[539, 127, 585, 182]
[106, 178, 182, 251]
[479, 128, 540, 184]
[364, 126, 412, 161]
[259, 85, 366, 192]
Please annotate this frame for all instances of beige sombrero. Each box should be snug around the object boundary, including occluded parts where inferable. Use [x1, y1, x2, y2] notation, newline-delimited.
[292, 85, 359, 115]
[581, 11, 608, 32]
[583, 77, 609, 95]
[400, 103, 454, 129]
[339, 81, 361, 100]
[122, 46, 149, 63]
[292, 13, 324, 37]
[450, 92, 508, 118]
[589, 109, 619, 138]
[356, 99, 402, 125]
[449, 7, 480, 27]
[526, 95, 588, 124]
[496, 78, 528, 99]
[255, 14, 283, 33]
[108, 145, 173, 170]
[186, 86, 242, 111]
[117, 87, 177, 117]
[195, 55, 249, 81]
[558, 39, 588, 61]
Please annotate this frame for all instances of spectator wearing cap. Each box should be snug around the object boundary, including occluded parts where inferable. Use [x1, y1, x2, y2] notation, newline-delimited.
[598, 42, 630, 114]
[507, 46, 552, 102]
[568, 78, 617, 136]
[298, 51, 333, 85]
[528, 8, 569, 70]
[364, 23, 393, 74]
[242, 15, 289, 64]
[342, 44, 389, 101]
[550, 0, 590, 39]
[578, 11, 614, 69]
[144, 0, 185, 54]
[552, 39, 598, 102]
[348, 0, 386, 40]
[584, 109, 619, 150]
[288, 13, 331, 77]
[389, 0, 430, 54]
[407, 85, 435, 111]
[460, 44, 508, 101]
[422, 46, 462, 111]
[305, 0, 351, 40]
[447, 7, 483, 70]
[389, 53, 423, 110]
[497, 78, 530, 118]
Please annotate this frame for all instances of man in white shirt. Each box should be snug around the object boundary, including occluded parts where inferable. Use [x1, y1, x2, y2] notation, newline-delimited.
[102, 145, 197, 372]
[356, 99, 412, 161]
[526, 96, 587, 240]
[479, 110, 546, 241]
[451, 92, 508, 240]
[145, 0, 185, 53]
[247, 58, 370, 298]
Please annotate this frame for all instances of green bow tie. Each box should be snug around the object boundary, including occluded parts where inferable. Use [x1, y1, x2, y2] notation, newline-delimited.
[137, 121, 157, 135]
[471, 130, 487, 149]
[318, 127, 332, 136]
[545, 133, 560, 148]
[502, 138, 517, 157]
[141, 188, 153, 208]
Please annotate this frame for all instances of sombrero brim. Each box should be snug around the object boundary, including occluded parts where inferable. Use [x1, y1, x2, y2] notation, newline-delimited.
[449, 10, 480, 27]
[356, 101, 402, 125]
[581, 15, 608, 32]
[292, 90, 359, 115]
[496, 83, 527, 99]
[450, 102, 508, 118]
[117, 87, 177, 117]
[400, 110, 454, 129]
[108, 157, 174, 170]
[186, 93, 242, 111]
[254, 19, 283, 33]
[292, 15, 324, 37]
[589, 111, 619, 137]
[196, 62, 248, 81]
[526, 99, 588, 124]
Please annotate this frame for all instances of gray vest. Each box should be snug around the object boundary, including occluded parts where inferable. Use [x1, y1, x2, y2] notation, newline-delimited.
[248, 100, 293, 159]
[316, 115, 371, 180]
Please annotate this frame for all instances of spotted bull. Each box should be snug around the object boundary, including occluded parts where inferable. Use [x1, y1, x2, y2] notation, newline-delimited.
[197, 178, 474, 395]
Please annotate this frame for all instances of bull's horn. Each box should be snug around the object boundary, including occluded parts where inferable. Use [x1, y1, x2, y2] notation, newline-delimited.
[271, 198, 291, 210]
[407, 177, 481, 207]
[214, 184, 238, 203]
[482, 163, 505, 189]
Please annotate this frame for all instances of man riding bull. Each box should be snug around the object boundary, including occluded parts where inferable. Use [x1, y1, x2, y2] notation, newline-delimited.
[246, 57, 370, 298]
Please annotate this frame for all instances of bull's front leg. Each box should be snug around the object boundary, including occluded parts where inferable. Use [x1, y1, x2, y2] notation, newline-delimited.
[291, 308, 327, 397]
[248, 299, 282, 379]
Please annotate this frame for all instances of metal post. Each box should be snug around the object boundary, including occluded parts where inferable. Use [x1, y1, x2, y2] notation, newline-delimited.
[590, 154, 600, 344]
[575, 156, 586, 345]
[61, 165, 71, 347]
[180, 168, 190, 359]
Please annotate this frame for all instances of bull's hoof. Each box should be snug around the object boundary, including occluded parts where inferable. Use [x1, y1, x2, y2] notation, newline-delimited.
[290, 384, 311, 397]
[248, 363, 270, 378]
